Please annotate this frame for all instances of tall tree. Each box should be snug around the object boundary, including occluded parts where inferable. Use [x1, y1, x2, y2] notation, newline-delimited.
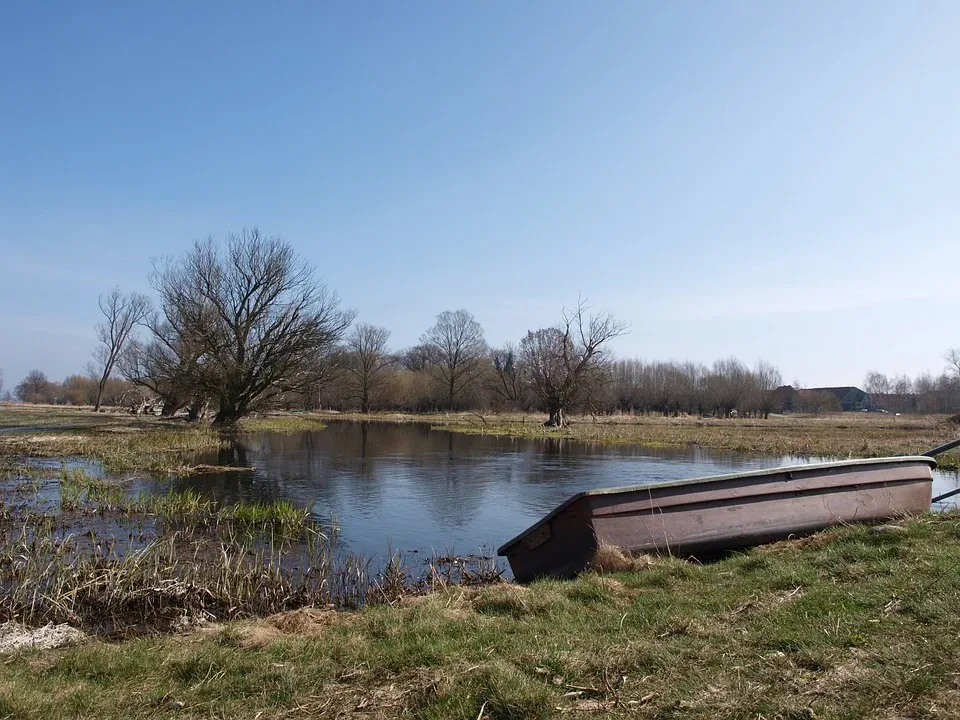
[863, 371, 892, 395]
[945, 349, 960, 380]
[150, 229, 354, 427]
[343, 323, 395, 413]
[91, 287, 151, 411]
[520, 300, 627, 427]
[15, 370, 54, 404]
[420, 310, 487, 409]
[754, 360, 783, 419]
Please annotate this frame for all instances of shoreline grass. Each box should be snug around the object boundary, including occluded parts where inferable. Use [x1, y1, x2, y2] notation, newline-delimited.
[0, 408, 326, 475]
[1, 513, 960, 718]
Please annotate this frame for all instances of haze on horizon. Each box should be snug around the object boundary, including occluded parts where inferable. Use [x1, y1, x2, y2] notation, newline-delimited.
[2, 2, 959, 390]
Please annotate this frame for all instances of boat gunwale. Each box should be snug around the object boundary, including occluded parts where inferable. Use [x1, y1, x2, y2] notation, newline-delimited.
[496, 455, 937, 556]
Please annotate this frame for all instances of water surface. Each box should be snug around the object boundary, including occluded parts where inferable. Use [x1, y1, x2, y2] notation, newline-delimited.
[176, 421, 960, 564]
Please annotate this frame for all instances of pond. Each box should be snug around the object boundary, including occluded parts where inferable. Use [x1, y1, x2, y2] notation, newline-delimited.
[174, 420, 960, 567]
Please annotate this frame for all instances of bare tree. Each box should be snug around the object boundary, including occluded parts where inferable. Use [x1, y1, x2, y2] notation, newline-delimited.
[150, 229, 354, 427]
[892, 374, 913, 413]
[863, 371, 892, 395]
[0, 369, 3, 397]
[520, 300, 627, 427]
[754, 360, 783, 419]
[343, 323, 395, 413]
[945, 349, 960, 380]
[489, 344, 526, 410]
[91, 287, 151, 411]
[120, 333, 203, 418]
[420, 310, 487, 409]
[15, 370, 54, 404]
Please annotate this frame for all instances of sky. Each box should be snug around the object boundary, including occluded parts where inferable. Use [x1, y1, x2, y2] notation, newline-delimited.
[2, 1, 959, 390]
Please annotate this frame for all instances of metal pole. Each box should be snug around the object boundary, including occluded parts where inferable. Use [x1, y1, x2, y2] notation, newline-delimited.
[922, 438, 960, 457]
[932, 486, 960, 504]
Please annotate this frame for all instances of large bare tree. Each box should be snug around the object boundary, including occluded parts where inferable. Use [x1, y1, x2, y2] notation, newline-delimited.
[91, 287, 151, 411]
[520, 300, 627, 427]
[420, 309, 487, 409]
[343, 323, 395, 413]
[150, 229, 354, 427]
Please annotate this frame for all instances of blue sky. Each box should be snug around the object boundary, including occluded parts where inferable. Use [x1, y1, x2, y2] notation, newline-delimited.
[2, 1, 959, 390]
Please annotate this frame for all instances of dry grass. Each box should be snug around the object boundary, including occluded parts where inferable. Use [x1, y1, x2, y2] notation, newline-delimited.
[588, 542, 657, 574]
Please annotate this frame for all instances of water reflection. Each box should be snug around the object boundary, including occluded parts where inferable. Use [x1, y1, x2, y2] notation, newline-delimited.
[169, 420, 960, 564]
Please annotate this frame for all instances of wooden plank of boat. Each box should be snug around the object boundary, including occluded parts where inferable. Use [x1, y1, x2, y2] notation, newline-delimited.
[497, 456, 936, 583]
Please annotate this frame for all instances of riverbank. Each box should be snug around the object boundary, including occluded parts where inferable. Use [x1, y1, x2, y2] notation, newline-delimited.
[0, 404, 327, 473]
[5, 405, 958, 469]
[314, 410, 960, 468]
[0, 512, 958, 718]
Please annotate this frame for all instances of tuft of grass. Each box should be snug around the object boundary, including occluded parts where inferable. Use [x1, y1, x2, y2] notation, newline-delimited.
[589, 541, 656, 574]
[238, 414, 328, 433]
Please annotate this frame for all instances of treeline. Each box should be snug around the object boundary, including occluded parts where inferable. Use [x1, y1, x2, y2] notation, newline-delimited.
[5, 370, 132, 407]
[307, 355, 785, 419]
[863, 369, 960, 414]
[6, 353, 787, 420]
[5, 229, 960, 424]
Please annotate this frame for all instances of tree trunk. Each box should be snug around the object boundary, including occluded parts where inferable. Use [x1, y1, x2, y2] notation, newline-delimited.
[160, 398, 182, 418]
[187, 400, 208, 422]
[212, 402, 243, 428]
[544, 406, 566, 427]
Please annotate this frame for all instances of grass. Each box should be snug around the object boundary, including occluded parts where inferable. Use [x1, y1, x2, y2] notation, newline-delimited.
[238, 414, 328, 433]
[0, 406, 324, 475]
[0, 465, 353, 635]
[316, 410, 960, 468]
[2, 513, 960, 718]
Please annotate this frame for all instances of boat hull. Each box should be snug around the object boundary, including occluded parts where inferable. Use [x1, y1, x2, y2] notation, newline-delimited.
[498, 457, 936, 583]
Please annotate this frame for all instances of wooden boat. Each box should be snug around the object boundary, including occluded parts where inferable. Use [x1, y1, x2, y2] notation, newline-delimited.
[497, 456, 937, 582]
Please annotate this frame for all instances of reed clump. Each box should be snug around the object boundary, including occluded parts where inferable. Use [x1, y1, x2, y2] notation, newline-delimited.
[0, 462, 503, 637]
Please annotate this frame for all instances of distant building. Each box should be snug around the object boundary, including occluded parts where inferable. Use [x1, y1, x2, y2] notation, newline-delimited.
[808, 387, 870, 412]
[773, 385, 870, 412]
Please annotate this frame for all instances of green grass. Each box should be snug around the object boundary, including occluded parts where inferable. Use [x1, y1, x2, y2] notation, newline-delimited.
[3, 513, 960, 718]
[238, 415, 328, 433]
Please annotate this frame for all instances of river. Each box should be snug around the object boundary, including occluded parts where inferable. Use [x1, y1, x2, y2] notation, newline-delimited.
[175, 420, 960, 565]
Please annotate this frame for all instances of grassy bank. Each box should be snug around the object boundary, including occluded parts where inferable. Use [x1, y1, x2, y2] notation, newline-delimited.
[316, 410, 960, 468]
[2, 513, 960, 718]
[0, 405, 326, 474]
